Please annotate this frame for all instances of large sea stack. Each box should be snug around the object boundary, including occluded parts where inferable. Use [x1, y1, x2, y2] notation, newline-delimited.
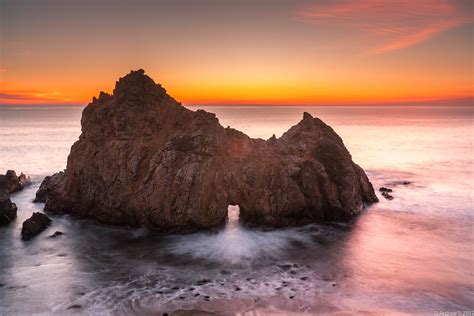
[37, 70, 377, 232]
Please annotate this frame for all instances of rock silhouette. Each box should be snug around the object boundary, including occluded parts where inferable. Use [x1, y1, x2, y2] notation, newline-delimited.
[38, 69, 377, 232]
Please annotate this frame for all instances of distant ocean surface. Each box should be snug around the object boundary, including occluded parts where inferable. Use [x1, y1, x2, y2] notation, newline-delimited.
[0, 104, 473, 315]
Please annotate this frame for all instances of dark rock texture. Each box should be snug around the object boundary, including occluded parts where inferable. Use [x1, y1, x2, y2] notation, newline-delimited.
[379, 187, 392, 193]
[0, 170, 31, 194]
[0, 190, 17, 227]
[0, 170, 29, 227]
[38, 69, 377, 232]
[34, 172, 65, 203]
[21, 212, 52, 240]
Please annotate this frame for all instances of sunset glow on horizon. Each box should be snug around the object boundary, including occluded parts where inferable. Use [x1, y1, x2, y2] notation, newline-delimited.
[1, 0, 473, 106]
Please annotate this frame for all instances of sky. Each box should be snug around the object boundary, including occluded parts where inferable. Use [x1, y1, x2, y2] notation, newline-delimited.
[0, 0, 473, 105]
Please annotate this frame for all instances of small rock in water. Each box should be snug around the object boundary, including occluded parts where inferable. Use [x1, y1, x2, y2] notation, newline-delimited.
[234, 286, 241, 291]
[195, 279, 211, 286]
[67, 305, 82, 310]
[379, 187, 393, 193]
[49, 231, 63, 238]
[277, 264, 292, 271]
[382, 191, 394, 200]
[21, 212, 52, 240]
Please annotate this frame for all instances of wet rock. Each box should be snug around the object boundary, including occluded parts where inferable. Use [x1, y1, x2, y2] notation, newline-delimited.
[49, 231, 63, 238]
[21, 212, 52, 240]
[278, 264, 293, 271]
[379, 187, 392, 193]
[38, 70, 378, 232]
[234, 286, 241, 291]
[382, 191, 394, 200]
[67, 305, 82, 310]
[0, 190, 17, 227]
[195, 279, 211, 286]
[34, 172, 65, 203]
[0, 170, 30, 194]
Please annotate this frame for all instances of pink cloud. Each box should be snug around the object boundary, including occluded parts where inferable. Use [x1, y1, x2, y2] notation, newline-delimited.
[298, 0, 473, 53]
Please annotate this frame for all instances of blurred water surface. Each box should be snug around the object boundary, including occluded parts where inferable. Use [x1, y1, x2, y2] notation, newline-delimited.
[0, 104, 472, 315]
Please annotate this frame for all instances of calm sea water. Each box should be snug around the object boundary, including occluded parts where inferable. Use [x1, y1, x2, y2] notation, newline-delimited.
[0, 104, 473, 315]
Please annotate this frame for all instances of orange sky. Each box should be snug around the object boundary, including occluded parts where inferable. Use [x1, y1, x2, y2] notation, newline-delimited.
[0, 0, 473, 105]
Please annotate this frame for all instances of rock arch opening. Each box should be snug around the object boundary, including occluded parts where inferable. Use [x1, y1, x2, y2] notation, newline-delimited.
[227, 204, 240, 227]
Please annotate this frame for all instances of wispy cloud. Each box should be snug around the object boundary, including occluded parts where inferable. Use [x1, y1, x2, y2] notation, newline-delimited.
[0, 89, 74, 104]
[297, 0, 473, 53]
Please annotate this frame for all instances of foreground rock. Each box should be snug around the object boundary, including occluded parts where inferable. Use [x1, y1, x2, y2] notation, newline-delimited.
[21, 212, 52, 240]
[0, 190, 17, 227]
[37, 69, 378, 232]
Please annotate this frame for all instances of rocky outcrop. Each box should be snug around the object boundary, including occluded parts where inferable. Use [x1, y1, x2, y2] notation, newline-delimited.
[0, 170, 30, 227]
[21, 212, 52, 240]
[0, 190, 17, 227]
[34, 172, 65, 203]
[37, 69, 377, 232]
[0, 170, 31, 194]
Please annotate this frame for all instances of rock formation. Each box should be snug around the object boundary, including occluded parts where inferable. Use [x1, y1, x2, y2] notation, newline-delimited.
[37, 69, 377, 232]
[21, 212, 52, 240]
[0, 190, 17, 227]
[0, 170, 30, 194]
[0, 170, 30, 227]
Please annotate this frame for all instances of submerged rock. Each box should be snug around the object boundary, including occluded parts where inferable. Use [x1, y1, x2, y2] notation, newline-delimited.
[49, 231, 64, 238]
[37, 69, 378, 232]
[0, 190, 17, 227]
[21, 212, 52, 240]
[379, 187, 392, 193]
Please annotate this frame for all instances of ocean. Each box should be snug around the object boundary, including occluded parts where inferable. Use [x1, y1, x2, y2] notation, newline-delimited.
[0, 104, 473, 315]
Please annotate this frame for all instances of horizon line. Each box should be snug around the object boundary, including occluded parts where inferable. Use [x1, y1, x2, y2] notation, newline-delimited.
[1, 97, 472, 108]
